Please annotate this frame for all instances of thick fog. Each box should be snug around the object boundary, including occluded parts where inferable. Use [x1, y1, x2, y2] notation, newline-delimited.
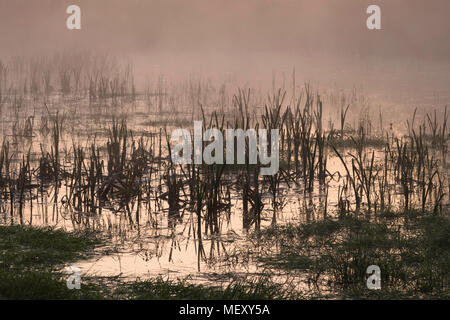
[1, 0, 449, 58]
[1, 0, 449, 108]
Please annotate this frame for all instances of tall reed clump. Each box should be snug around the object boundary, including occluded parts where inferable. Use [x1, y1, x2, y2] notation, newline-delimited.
[101, 118, 136, 226]
[199, 107, 228, 235]
[333, 111, 447, 216]
[282, 85, 328, 192]
[0, 140, 11, 220]
[16, 150, 31, 225]
[231, 88, 263, 230]
[262, 89, 286, 224]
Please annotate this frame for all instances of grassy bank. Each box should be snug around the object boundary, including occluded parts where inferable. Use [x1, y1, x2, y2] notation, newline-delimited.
[0, 226, 103, 299]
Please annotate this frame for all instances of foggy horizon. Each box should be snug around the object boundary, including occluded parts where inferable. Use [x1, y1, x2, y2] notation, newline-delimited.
[1, 0, 450, 60]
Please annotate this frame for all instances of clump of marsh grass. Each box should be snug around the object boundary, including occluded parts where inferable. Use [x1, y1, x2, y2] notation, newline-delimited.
[255, 209, 450, 299]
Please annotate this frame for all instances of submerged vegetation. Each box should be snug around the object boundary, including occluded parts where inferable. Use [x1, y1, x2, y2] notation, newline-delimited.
[0, 52, 448, 299]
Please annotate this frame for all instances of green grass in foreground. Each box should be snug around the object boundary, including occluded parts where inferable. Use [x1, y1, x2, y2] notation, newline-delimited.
[0, 226, 100, 269]
[113, 276, 298, 300]
[0, 226, 103, 299]
[0, 225, 293, 300]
